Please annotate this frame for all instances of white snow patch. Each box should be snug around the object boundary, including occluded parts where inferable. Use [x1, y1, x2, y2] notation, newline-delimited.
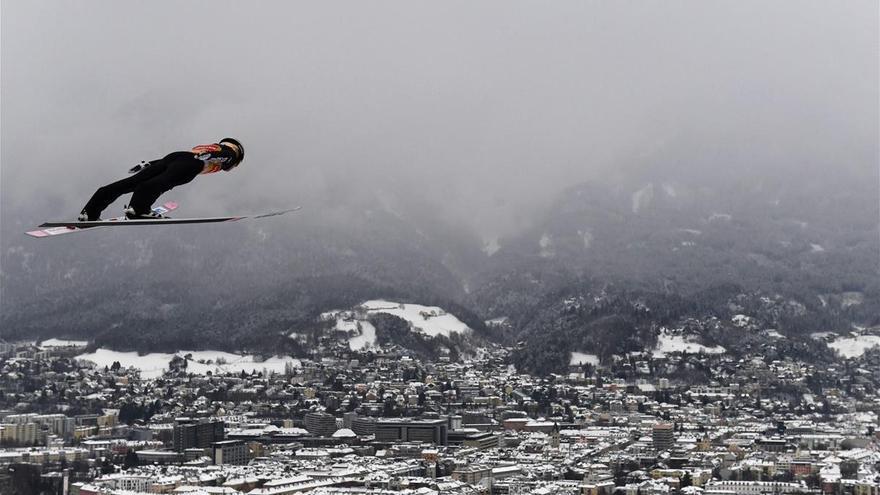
[539, 234, 555, 258]
[828, 336, 880, 359]
[841, 292, 864, 308]
[361, 300, 470, 338]
[578, 230, 594, 249]
[653, 335, 725, 358]
[661, 183, 677, 198]
[332, 428, 357, 438]
[570, 352, 600, 366]
[845, 411, 878, 424]
[40, 339, 88, 348]
[485, 317, 509, 326]
[708, 213, 732, 222]
[75, 349, 301, 379]
[811, 332, 835, 341]
[679, 229, 702, 236]
[810, 243, 825, 253]
[334, 317, 359, 333]
[320, 311, 378, 350]
[731, 315, 752, 328]
[632, 184, 654, 214]
[347, 321, 376, 351]
[483, 237, 501, 256]
[319, 310, 341, 320]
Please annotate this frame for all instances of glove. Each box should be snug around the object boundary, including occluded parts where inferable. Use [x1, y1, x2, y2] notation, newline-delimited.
[128, 161, 150, 174]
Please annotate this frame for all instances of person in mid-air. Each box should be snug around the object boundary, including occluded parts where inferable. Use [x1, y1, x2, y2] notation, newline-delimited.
[78, 138, 244, 221]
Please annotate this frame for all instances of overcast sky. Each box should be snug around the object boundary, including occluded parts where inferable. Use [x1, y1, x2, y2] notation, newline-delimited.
[1, 1, 877, 235]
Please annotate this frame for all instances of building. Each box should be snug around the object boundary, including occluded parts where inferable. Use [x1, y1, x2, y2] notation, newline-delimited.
[502, 418, 529, 431]
[304, 412, 338, 437]
[89, 474, 153, 492]
[0, 422, 38, 446]
[463, 432, 501, 450]
[652, 423, 674, 452]
[172, 418, 225, 451]
[452, 464, 493, 489]
[704, 481, 806, 495]
[375, 418, 448, 445]
[755, 437, 787, 452]
[351, 416, 376, 436]
[134, 450, 183, 465]
[212, 440, 249, 465]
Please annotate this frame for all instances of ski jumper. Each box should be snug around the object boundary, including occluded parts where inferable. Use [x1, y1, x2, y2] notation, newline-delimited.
[81, 144, 238, 219]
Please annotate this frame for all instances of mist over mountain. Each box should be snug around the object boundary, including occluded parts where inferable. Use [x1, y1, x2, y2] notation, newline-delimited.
[2, 161, 876, 372]
[469, 167, 879, 373]
[0, 189, 485, 349]
[1, 1, 877, 373]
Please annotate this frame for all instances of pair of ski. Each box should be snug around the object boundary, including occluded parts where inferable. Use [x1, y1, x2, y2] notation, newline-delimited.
[26, 202, 300, 238]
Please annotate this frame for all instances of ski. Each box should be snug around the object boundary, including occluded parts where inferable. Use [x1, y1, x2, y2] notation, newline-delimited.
[25, 202, 180, 238]
[30, 205, 300, 234]
[39, 216, 245, 228]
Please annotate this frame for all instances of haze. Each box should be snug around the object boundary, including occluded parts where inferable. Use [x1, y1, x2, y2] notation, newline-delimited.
[1, 0, 877, 237]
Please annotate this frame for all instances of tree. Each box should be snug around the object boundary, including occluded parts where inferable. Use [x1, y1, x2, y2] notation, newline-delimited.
[123, 450, 139, 469]
[10, 463, 42, 495]
[383, 398, 396, 417]
[100, 457, 115, 475]
[680, 472, 692, 488]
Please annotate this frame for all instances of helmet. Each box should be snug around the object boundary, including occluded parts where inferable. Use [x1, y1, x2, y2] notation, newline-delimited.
[219, 137, 244, 170]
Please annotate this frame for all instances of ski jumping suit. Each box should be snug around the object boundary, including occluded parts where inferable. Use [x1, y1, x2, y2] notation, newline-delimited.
[82, 144, 238, 219]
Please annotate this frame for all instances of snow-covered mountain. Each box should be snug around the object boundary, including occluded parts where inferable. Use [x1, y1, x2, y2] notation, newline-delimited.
[1, 173, 876, 373]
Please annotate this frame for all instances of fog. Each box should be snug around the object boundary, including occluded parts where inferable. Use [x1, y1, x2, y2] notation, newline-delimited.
[1, 0, 877, 237]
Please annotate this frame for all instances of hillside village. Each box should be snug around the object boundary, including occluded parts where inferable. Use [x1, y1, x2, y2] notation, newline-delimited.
[1, 312, 879, 495]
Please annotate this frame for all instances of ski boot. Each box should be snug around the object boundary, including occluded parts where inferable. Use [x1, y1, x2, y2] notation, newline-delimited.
[124, 206, 170, 220]
[78, 209, 100, 222]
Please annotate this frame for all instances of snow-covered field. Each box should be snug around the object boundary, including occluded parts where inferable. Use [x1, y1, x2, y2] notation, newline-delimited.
[319, 300, 470, 347]
[361, 300, 470, 338]
[828, 335, 880, 358]
[39, 339, 88, 348]
[75, 349, 301, 379]
[347, 321, 377, 351]
[652, 334, 725, 358]
[320, 310, 379, 350]
[570, 352, 600, 366]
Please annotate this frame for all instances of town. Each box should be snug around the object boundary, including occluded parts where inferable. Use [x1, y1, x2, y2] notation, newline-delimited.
[0, 335, 877, 495]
